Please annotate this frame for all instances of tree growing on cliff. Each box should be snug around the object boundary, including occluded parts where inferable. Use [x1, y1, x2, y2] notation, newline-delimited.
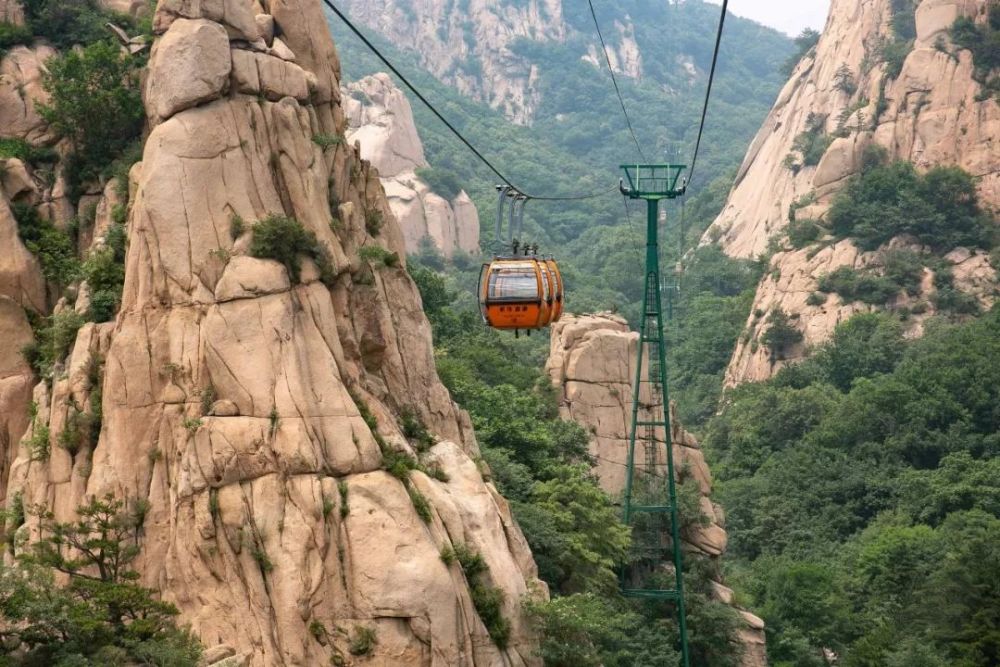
[782, 28, 821, 75]
[38, 40, 144, 192]
[0, 494, 202, 665]
[760, 308, 803, 360]
[828, 160, 995, 252]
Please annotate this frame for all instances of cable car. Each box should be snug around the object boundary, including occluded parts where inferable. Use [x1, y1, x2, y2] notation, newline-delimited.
[478, 188, 564, 332]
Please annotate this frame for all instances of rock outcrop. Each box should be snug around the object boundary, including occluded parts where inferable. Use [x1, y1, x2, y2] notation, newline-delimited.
[546, 313, 767, 667]
[335, 0, 567, 125]
[0, 45, 57, 145]
[580, 19, 643, 79]
[704, 0, 999, 384]
[0, 0, 24, 24]
[0, 1, 544, 664]
[344, 73, 480, 258]
[723, 237, 997, 385]
[334, 0, 649, 126]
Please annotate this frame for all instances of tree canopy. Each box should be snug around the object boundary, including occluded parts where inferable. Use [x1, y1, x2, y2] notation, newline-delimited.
[707, 307, 1000, 665]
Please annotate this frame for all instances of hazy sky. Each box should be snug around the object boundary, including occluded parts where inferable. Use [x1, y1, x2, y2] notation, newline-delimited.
[706, 0, 831, 36]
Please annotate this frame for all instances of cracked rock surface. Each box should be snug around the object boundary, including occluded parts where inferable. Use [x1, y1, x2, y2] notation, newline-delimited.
[702, 0, 999, 384]
[343, 73, 480, 259]
[1, 0, 543, 664]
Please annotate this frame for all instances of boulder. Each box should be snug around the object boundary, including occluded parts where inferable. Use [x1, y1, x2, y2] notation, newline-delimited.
[229, 48, 260, 94]
[146, 19, 231, 123]
[214, 256, 290, 301]
[0, 45, 57, 143]
[813, 134, 862, 188]
[710, 581, 735, 605]
[255, 51, 309, 101]
[154, 0, 260, 42]
[268, 37, 296, 62]
[209, 399, 240, 416]
[740, 610, 766, 631]
[686, 523, 728, 556]
[0, 0, 24, 24]
[1, 158, 35, 202]
[201, 644, 236, 664]
[254, 13, 274, 45]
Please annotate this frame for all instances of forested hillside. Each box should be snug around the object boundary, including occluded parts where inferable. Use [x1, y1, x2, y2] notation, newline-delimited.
[707, 307, 1000, 666]
[328, 1, 791, 279]
[700, 0, 1000, 664]
[408, 262, 757, 667]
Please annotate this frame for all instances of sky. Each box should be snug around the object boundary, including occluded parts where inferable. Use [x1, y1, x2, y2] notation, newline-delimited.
[705, 0, 831, 36]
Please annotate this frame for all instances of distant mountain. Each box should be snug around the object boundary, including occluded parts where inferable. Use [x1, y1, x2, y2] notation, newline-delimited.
[335, 0, 790, 129]
[327, 0, 793, 260]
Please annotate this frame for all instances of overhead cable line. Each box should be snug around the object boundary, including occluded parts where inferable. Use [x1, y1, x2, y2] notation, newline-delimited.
[323, 0, 612, 202]
[687, 0, 728, 186]
[587, 0, 647, 161]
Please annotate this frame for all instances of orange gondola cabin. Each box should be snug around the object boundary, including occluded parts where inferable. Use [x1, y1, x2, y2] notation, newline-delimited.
[478, 188, 564, 332]
[478, 257, 563, 330]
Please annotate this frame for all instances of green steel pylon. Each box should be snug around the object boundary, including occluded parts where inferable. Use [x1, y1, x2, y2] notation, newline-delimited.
[619, 164, 690, 667]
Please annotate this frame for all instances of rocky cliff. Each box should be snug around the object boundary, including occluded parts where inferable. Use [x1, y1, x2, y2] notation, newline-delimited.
[344, 73, 480, 259]
[334, 0, 566, 125]
[332, 0, 660, 126]
[546, 313, 767, 667]
[704, 0, 1000, 384]
[0, 1, 544, 664]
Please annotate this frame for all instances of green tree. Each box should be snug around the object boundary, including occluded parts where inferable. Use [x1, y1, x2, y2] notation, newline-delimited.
[415, 166, 464, 200]
[760, 308, 803, 359]
[782, 28, 820, 75]
[828, 161, 994, 251]
[924, 510, 1000, 666]
[22, 0, 134, 49]
[11, 202, 80, 286]
[514, 464, 630, 594]
[250, 215, 334, 284]
[82, 222, 127, 322]
[708, 307, 1000, 662]
[756, 560, 852, 657]
[0, 22, 32, 53]
[896, 452, 1000, 525]
[950, 5, 1000, 100]
[0, 495, 202, 665]
[810, 313, 904, 391]
[525, 593, 680, 667]
[38, 40, 144, 188]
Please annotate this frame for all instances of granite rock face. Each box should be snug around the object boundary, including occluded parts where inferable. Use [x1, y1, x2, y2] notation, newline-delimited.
[344, 73, 480, 259]
[334, 0, 566, 125]
[333, 0, 644, 126]
[702, 0, 999, 384]
[0, 1, 544, 664]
